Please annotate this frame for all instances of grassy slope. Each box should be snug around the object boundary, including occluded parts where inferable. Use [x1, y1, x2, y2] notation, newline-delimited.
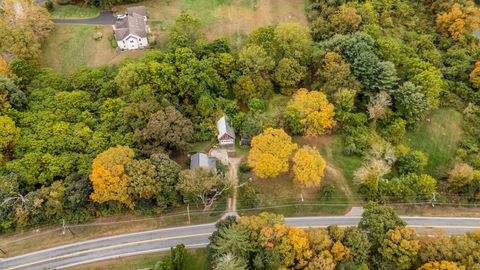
[69, 248, 209, 270]
[41, 24, 97, 71]
[50, 4, 100, 19]
[403, 108, 463, 179]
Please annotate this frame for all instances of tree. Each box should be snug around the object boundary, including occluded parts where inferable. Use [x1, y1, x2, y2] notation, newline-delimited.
[273, 58, 307, 94]
[274, 22, 313, 65]
[329, 5, 362, 35]
[470, 61, 480, 90]
[436, 3, 479, 41]
[317, 52, 361, 94]
[287, 89, 336, 136]
[214, 253, 248, 270]
[0, 56, 8, 75]
[210, 223, 254, 259]
[397, 150, 428, 174]
[89, 146, 135, 209]
[448, 163, 475, 191]
[247, 128, 298, 178]
[177, 168, 231, 210]
[126, 159, 158, 200]
[341, 227, 371, 265]
[367, 91, 392, 120]
[417, 261, 466, 270]
[134, 106, 194, 154]
[292, 146, 326, 188]
[358, 202, 406, 248]
[0, 0, 53, 62]
[393, 82, 430, 126]
[0, 115, 20, 161]
[167, 12, 203, 49]
[233, 74, 274, 103]
[354, 159, 391, 195]
[238, 45, 275, 76]
[378, 227, 420, 270]
[149, 153, 181, 209]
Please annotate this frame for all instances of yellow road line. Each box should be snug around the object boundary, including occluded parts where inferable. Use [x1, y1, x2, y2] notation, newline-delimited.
[6, 225, 480, 269]
[5, 233, 211, 270]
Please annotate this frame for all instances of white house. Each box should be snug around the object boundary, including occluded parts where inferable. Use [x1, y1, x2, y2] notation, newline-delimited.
[216, 116, 235, 146]
[112, 6, 148, 50]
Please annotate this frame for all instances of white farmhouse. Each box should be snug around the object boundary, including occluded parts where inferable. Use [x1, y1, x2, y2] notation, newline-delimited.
[112, 6, 148, 50]
[216, 115, 235, 146]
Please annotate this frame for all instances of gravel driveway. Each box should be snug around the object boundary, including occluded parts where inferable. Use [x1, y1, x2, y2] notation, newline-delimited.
[52, 11, 115, 25]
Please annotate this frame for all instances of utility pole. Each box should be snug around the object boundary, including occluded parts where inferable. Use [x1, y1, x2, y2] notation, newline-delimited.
[187, 203, 191, 224]
[430, 192, 437, 207]
[62, 219, 66, 235]
[300, 193, 304, 202]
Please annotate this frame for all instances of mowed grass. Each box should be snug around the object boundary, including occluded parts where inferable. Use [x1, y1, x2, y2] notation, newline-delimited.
[68, 248, 209, 270]
[403, 108, 463, 178]
[50, 4, 100, 18]
[41, 24, 143, 72]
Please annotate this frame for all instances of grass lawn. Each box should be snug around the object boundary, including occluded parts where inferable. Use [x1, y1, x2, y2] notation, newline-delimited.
[403, 108, 463, 179]
[68, 248, 209, 270]
[117, 0, 307, 48]
[50, 4, 101, 19]
[41, 24, 143, 72]
[238, 135, 361, 216]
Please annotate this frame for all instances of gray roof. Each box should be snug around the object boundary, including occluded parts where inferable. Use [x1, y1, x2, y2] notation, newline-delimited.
[216, 115, 235, 140]
[113, 6, 147, 40]
[127, 6, 146, 17]
[190, 153, 217, 172]
[474, 30, 480, 40]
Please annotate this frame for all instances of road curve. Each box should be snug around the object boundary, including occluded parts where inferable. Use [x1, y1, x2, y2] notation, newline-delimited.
[52, 11, 115, 25]
[1, 216, 480, 270]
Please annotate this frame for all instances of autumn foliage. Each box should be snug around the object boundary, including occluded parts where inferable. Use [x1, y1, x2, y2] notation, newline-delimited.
[292, 146, 326, 188]
[417, 261, 466, 270]
[248, 128, 298, 178]
[436, 3, 480, 41]
[90, 146, 135, 209]
[470, 61, 480, 90]
[287, 88, 336, 136]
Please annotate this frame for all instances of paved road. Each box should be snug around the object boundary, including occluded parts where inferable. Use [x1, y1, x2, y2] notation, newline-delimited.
[1, 216, 480, 270]
[52, 11, 115, 25]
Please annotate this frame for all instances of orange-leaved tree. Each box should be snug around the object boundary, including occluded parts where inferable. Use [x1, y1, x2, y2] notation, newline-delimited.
[287, 88, 336, 136]
[292, 146, 326, 188]
[90, 145, 135, 209]
[248, 128, 297, 178]
[436, 2, 480, 41]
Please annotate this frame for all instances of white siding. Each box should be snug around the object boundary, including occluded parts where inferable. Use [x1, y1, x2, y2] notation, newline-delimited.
[117, 35, 148, 50]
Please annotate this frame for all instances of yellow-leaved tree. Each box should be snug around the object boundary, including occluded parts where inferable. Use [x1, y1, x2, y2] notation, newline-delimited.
[287, 88, 336, 135]
[470, 61, 480, 90]
[90, 146, 135, 209]
[248, 128, 297, 178]
[292, 146, 326, 188]
[0, 56, 8, 75]
[417, 261, 465, 270]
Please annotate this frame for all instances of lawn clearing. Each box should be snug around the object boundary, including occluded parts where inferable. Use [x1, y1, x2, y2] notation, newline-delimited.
[41, 24, 142, 72]
[403, 108, 463, 178]
[50, 4, 101, 19]
[67, 248, 209, 270]
[117, 0, 307, 48]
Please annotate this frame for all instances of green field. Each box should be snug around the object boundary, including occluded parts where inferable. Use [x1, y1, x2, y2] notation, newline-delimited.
[69, 248, 209, 270]
[404, 108, 463, 178]
[50, 4, 100, 18]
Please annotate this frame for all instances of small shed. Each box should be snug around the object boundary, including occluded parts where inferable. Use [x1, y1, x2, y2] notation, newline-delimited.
[240, 137, 251, 147]
[216, 115, 235, 146]
[190, 152, 217, 172]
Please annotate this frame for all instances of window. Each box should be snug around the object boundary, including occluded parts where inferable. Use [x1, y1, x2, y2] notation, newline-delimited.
[130, 40, 134, 43]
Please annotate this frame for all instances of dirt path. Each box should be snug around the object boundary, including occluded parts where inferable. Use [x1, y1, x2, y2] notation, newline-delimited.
[325, 164, 353, 198]
[228, 156, 243, 212]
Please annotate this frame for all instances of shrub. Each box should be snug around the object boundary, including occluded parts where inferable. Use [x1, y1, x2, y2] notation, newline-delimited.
[45, 0, 54, 11]
[93, 31, 103, 41]
[239, 183, 259, 209]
